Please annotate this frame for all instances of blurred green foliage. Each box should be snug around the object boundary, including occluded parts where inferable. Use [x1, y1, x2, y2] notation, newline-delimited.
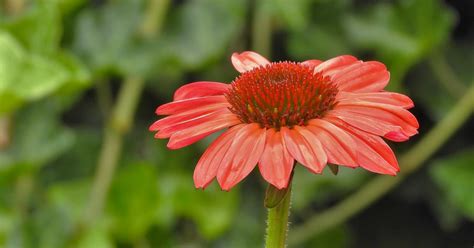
[0, 0, 472, 247]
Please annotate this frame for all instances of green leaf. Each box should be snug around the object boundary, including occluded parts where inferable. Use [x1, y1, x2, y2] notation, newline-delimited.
[0, 101, 75, 172]
[71, 0, 142, 75]
[430, 149, 474, 220]
[0, 31, 91, 114]
[343, 0, 456, 91]
[1, 2, 61, 55]
[155, 169, 239, 240]
[107, 163, 159, 242]
[292, 166, 369, 211]
[72, 0, 246, 78]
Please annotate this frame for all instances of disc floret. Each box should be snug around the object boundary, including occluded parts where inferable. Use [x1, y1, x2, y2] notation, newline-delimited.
[226, 62, 338, 129]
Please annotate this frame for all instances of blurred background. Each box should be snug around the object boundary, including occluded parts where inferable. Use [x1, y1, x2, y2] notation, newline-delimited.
[0, 0, 473, 247]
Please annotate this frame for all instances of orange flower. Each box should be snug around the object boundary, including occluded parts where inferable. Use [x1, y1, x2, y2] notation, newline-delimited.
[150, 51, 419, 190]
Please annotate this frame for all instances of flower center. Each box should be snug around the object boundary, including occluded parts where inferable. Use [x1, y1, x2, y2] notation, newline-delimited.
[226, 62, 338, 129]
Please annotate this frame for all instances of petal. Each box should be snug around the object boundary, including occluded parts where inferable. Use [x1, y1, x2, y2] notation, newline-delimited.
[155, 109, 231, 138]
[155, 95, 228, 115]
[173, 81, 230, 101]
[194, 125, 244, 189]
[307, 119, 358, 167]
[258, 129, 294, 189]
[314, 55, 359, 75]
[231, 51, 270, 73]
[328, 117, 399, 175]
[217, 124, 266, 191]
[281, 126, 327, 174]
[167, 113, 240, 149]
[331, 61, 390, 93]
[300, 60, 323, 70]
[332, 101, 419, 141]
[337, 91, 414, 109]
[149, 104, 230, 131]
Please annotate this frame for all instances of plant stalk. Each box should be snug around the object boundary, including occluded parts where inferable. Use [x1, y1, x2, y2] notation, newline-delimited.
[265, 183, 292, 248]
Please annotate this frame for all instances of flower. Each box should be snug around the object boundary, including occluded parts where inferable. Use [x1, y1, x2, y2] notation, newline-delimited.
[150, 51, 419, 190]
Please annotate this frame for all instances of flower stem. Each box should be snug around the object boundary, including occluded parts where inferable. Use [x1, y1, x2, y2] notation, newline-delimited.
[252, 0, 272, 57]
[288, 82, 474, 246]
[82, 0, 169, 225]
[265, 183, 292, 248]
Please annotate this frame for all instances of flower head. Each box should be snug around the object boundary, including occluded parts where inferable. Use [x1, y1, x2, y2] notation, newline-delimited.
[150, 51, 419, 190]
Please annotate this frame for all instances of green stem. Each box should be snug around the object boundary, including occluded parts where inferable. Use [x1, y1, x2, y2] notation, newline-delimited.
[428, 53, 466, 98]
[252, 0, 272, 57]
[82, 0, 169, 225]
[288, 83, 474, 246]
[83, 77, 145, 224]
[265, 183, 292, 248]
[0, 116, 11, 149]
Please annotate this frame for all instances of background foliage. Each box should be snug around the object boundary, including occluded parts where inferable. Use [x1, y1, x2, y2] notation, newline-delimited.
[0, 0, 472, 247]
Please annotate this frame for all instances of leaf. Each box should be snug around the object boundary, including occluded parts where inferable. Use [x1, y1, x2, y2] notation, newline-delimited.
[72, 0, 246, 78]
[0, 31, 91, 114]
[292, 165, 369, 211]
[107, 163, 159, 242]
[0, 101, 75, 172]
[157, 170, 239, 240]
[71, 0, 142, 76]
[430, 149, 474, 220]
[343, 0, 456, 91]
[1, 2, 61, 55]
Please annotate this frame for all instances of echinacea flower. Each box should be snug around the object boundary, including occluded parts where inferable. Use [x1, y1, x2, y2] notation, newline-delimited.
[150, 51, 419, 190]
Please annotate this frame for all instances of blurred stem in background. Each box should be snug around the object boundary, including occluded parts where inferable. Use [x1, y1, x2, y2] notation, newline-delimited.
[252, 0, 272, 58]
[0, 116, 10, 149]
[4, 0, 24, 16]
[289, 82, 474, 246]
[82, 0, 170, 226]
[428, 53, 466, 97]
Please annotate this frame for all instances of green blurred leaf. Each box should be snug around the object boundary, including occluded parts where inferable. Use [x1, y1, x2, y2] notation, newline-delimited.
[71, 0, 142, 75]
[107, 163, 159, 242]
[1, 2, 61, 55]
[430, 149, 474, 220]
[0, 101, 75, 172]
[157, 170, 239, 240]
[286, 0, 353, 60]
[72, 0, 246, 78]
[343, 0, 456, 91]
[292, 166, 369, 211]
[303, 226, 349, 248]
[0, 30, 90, 114]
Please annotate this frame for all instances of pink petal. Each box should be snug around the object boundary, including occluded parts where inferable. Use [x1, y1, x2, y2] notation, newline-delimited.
[149, 104, 230, 131]
[155, 95, 228, 115]
[281, 126, 327, 174]
[300, 60, 323, 70]
[155, 109, 231, 138]
[217, 124, 266, 191]
[194, 125, 244, 189]
[337, 91, 414, 109]
[314, 55, 358, 75]
[231, 51, 270, 73]
[173, 81, 230, 101]
[258, 129, 294, 189]
[328, 117, 399, 175]
[332, 101, 419, 141]
[307, 119, 358, 167]
[167, 113, 240, 149]
[331, 61, 389, 93]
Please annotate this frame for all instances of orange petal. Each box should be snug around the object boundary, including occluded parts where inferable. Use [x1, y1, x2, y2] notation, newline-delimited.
[281, 126, 327, 174]
[231, 51, 270, 73]
[307, 119, 358, 167]
[217, 124, 266, 190]
[258, 129, 294, 189]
